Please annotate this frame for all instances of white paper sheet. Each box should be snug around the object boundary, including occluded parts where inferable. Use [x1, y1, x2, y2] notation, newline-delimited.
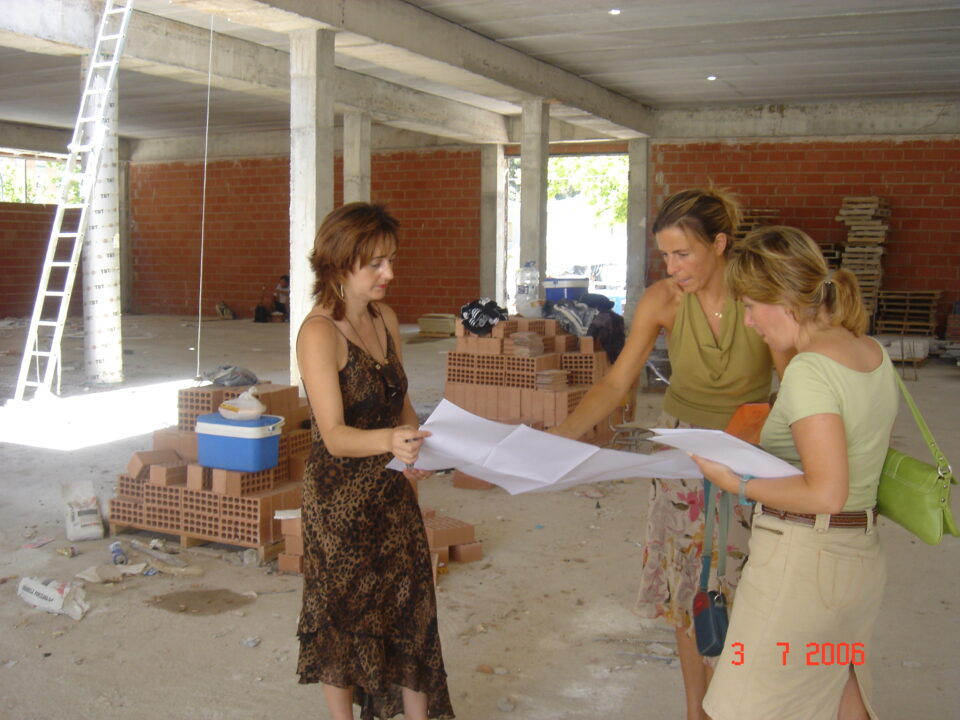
[649, 428, 799, 478]
[386, 399, 704, 494]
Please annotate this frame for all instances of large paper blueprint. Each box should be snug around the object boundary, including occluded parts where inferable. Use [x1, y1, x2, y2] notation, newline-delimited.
[388, 400, 799, 495]
[388, 400, 796, 495]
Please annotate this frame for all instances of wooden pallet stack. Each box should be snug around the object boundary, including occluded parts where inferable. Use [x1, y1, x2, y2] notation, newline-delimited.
[874, 290, 941, 336]
[735, 209, 780, 241]
[947, 303, 960, 343]
[835, 196, 891, 316]
[819, 243, 843, 270]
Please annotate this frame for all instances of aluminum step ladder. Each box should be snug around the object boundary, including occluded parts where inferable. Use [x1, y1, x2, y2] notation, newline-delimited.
[14, 0, 134, 402]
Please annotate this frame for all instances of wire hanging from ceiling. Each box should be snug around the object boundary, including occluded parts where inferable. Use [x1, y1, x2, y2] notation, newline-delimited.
[194, 16, 215, 381]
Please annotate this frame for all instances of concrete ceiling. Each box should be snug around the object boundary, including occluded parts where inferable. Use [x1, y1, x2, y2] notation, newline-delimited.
[1, 0, 959, 149]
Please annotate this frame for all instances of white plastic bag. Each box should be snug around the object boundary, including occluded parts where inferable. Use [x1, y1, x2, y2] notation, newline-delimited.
[218, 387, 266, 421]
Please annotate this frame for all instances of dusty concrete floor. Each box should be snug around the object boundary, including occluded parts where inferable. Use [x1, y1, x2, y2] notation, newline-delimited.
[0, 314, 958, 719]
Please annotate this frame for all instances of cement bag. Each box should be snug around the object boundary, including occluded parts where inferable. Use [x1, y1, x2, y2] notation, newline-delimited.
[18, 577, 90, 621]
[62, 481, 105, 541]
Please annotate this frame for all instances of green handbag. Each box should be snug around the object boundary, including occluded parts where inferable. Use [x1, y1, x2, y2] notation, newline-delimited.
[878, 374, 959, 545]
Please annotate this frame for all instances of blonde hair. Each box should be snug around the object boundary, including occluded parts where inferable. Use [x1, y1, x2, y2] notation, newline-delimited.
[726, 226, 868, 335]
[652, 186, 742, 254]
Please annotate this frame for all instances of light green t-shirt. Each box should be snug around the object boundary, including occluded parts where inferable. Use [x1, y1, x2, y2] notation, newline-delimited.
[759, 344, 899, 511]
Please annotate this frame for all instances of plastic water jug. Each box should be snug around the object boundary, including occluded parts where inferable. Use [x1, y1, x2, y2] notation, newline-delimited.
[515, 261, 540, 317]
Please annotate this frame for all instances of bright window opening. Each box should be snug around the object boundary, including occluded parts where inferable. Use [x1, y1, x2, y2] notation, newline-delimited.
[506, 153, 628, 313]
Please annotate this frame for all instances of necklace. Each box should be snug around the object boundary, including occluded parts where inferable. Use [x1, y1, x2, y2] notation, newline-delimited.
[344, 312, 389, 370]
[700, 297, 724, 320]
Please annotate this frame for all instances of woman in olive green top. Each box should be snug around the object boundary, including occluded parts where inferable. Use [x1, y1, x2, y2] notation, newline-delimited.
[552, 188, 791, 720]
[693, 226, 897, 720]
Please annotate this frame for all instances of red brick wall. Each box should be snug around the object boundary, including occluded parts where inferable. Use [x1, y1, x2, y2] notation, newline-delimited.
[648, 138, 960, 323]
[6, 139, 956, 328]
[130, 158, 291, 317]
[368, 149, 481, 320]
[129, 148, 481, 321]
[0, 203, 84, 317]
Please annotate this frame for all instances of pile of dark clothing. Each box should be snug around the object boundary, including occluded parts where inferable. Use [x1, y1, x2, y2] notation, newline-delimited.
[543, 293, 625, 364]
[459, 298, 508, 335]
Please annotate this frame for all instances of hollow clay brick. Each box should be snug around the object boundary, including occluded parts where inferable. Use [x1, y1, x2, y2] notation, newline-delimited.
[186, 464, 212, 491]
[127, 449, 181, 481]
[450, 541, 484, 563]
[278, 553, 303, 574]
[288, 451, 309, 483]
[424, 516, 475, 548]
[152, 427, 180, 453]
[280, 515, 302, 537]
[452, 469, 495, 491]
[284, 534, 304, 556]
[149, 461, 188, 486]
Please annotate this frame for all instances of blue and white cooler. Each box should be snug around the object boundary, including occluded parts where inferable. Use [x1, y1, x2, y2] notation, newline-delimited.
[195, 413, 284, 472]
[544, 277, 590, 303]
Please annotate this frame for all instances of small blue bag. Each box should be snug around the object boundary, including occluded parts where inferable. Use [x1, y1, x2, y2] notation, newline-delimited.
[692, 479, 730, 657]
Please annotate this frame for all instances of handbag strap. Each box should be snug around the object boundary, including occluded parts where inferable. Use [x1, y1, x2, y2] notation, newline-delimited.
[699, 479, 730, 591]
[893, 373, 955, 483]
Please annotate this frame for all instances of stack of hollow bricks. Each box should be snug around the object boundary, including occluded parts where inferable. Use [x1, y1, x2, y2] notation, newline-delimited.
[278, 514, 303, 574]
[109, 383, 313, 553]
[445, 316, 617, 451]
[444, 316, 618, 491]
[422, 508, 483, 586]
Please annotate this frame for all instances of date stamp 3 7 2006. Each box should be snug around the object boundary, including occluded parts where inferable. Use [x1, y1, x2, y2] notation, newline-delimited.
[729, 642, 866, 666]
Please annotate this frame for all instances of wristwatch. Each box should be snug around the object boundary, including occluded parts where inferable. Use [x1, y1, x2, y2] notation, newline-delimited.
[738, 475, 755, 505]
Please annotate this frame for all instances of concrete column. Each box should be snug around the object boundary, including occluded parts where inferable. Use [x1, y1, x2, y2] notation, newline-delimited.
[343, 111, 371, 203]
[624, 138, 649, 323]
[520, 99, 549, 292]
[117, 157, 132, 312]
[82, 70, 123, 385]
[289, 28, 336, 387]
[480, 143, 506, 305]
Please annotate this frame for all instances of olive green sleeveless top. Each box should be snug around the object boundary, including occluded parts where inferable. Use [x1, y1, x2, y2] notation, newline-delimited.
[662, 293, 773, 429]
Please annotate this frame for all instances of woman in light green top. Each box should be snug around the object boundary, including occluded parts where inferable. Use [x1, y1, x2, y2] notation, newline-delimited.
[692, 226, 898, 720]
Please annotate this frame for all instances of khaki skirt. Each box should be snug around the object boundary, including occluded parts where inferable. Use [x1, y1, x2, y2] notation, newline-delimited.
[703, 504, 885, 720]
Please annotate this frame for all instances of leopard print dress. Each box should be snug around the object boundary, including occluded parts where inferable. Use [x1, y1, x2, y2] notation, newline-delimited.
[297, 328, 454, 719]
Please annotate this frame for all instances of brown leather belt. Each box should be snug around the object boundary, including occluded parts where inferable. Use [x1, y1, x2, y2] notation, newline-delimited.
[760, 505, 878, 529]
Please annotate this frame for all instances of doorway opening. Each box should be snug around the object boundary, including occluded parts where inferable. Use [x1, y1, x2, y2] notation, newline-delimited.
[506, 153, 628, 313]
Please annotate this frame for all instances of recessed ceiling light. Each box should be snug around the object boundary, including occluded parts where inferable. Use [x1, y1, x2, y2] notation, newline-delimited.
[609, 8, 621, 15]
[706, 75, 718, 81]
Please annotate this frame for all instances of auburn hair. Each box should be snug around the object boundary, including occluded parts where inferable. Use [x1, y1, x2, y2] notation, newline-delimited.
[309, 203, 399, 320]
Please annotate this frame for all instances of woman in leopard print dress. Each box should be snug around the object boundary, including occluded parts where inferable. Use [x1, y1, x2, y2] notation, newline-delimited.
[296, 203, 454, 720]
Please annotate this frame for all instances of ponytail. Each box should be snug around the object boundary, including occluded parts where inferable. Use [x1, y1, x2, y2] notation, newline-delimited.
[822, 269, 868, 335]
[727, 226, 869, 335]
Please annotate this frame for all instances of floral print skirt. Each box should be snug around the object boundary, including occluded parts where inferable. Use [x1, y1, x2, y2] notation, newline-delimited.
[633, 412, 752, 638]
